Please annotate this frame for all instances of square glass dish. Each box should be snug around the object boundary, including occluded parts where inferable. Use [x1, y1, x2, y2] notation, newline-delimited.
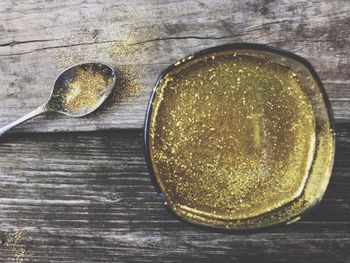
[144, 44, 335, 230]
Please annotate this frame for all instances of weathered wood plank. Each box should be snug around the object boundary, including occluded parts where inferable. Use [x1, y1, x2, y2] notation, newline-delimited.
[0, 123, 349, 262]
[0, 0, 349, 133]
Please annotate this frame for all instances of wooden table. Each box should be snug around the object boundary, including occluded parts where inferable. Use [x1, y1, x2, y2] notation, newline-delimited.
[0, 0, 349, 262]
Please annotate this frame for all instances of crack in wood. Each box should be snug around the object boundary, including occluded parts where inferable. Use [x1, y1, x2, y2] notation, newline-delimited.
[130, 34, 247, 46]
[0, 33, 252, 57]
[0, 38, 61, 47]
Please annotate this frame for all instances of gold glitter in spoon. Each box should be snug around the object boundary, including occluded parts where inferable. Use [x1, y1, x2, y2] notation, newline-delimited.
[61, 66, 113, 114]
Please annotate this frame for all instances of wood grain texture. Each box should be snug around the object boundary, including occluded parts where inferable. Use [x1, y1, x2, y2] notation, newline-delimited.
[0, 123, 349, 263]
[0, 0, 349, 133]
[0, 0, 349, 262]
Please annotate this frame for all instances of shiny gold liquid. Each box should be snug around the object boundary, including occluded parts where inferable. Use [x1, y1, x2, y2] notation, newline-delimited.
[148, 49, 334, 229]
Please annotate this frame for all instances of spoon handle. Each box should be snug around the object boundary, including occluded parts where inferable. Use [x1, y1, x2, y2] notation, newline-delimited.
[0, 103, 48, 137]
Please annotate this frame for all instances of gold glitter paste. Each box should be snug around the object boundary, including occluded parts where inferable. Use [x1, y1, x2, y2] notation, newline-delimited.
[147, 48, 334, 229]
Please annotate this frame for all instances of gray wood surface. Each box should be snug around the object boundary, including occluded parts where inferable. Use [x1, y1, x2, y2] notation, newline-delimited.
[0, 126, 349, 262]
[0, 0, 349, 262]
[0, 0, 349, 133]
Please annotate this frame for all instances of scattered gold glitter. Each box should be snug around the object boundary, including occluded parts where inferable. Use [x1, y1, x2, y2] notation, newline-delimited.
[148, 48, 334, 229]
[107, 29, 146, 103]
[53, 9, 156, 106]
[5, 229, 27, 263]
[112, 66, 143, 102]
[109, 36, 139, 62]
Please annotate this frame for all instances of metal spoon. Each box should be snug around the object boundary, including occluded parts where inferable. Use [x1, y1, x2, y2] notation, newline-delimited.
[0, 62, 116, 137]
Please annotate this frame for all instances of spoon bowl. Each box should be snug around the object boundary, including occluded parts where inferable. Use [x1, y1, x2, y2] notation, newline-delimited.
[49, 62, 116, 117]
[0, 62, 116, 137]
